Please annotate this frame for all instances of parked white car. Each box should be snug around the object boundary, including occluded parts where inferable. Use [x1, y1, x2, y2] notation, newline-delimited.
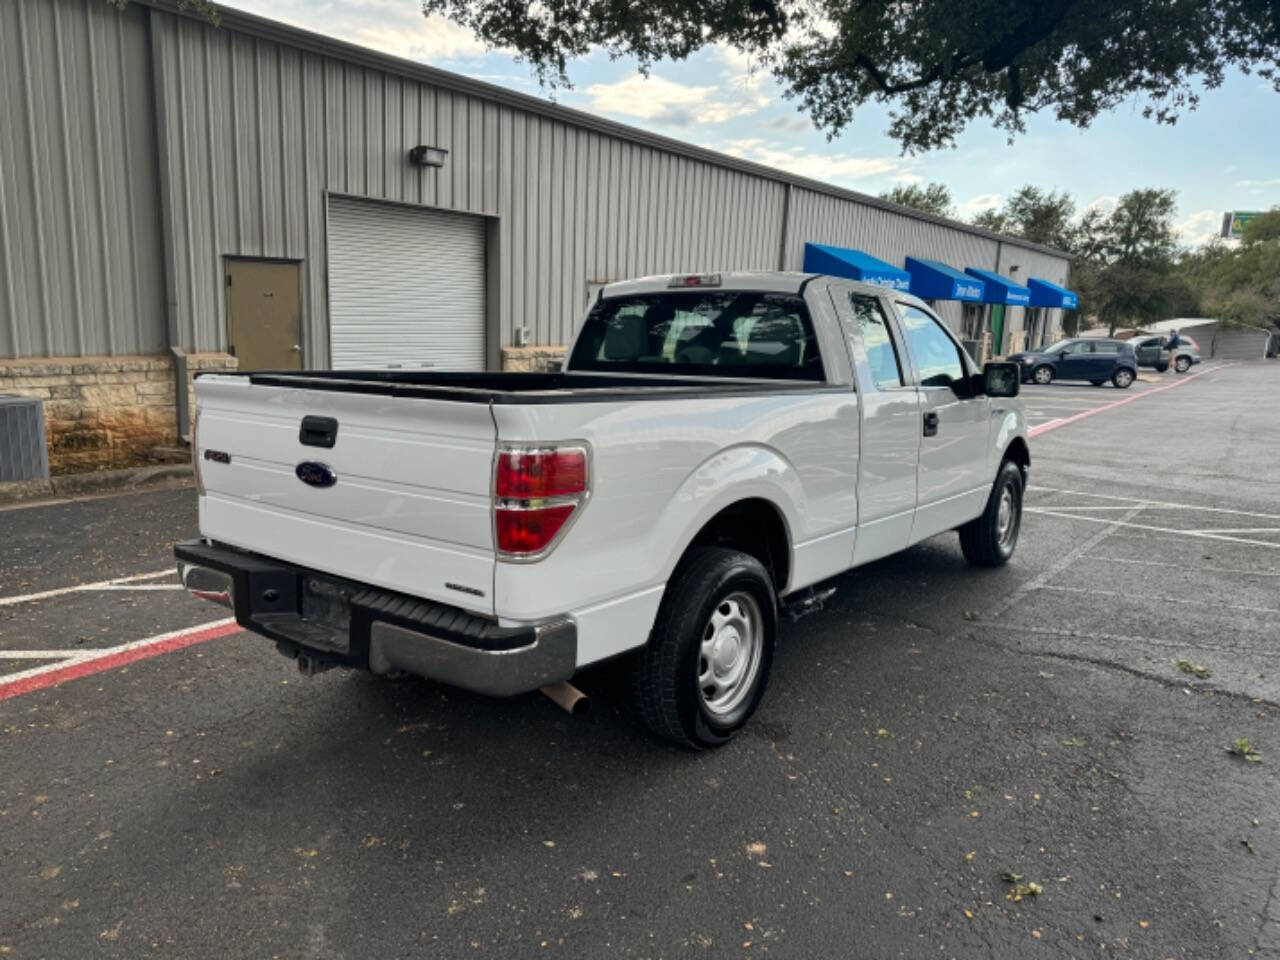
[176, 272, 1028, 747]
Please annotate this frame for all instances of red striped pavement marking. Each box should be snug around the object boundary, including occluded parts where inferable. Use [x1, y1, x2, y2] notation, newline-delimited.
[0, 618, 239, 702]
[1028, 363, 1233, 438]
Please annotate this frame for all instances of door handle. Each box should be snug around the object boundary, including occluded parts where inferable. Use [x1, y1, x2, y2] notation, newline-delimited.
[923, 411, 939, 437]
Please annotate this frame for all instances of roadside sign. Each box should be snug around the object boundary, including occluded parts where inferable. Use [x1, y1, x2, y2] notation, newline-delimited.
[1221, 211, 1265, 239]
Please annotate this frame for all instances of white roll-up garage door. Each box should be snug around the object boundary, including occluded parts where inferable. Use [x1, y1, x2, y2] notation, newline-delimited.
[327, 196, 486, 370]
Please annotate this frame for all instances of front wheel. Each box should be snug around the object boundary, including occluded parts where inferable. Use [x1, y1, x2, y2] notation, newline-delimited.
[1112, 367, 1135, 389]
[959, 460, 1024, 567]
[632, 547, 777, 749]
[1031, 365, 1054, 385]
[1175, 355, 1191, 373]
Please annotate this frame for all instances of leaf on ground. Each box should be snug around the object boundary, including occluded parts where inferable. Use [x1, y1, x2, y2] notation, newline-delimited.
[745, 841, 767, 858]
[1001, 871, 1042, 901]
[1061, 737, 1086, 747]
[963, 610, 981, 621]
[1227, 738, 1262, 763]
[875, 727, 893, 739]
[1173, 659, 1211, 679]
[1241, 839, 1257, 856]
[1000, 871, 1024, 883]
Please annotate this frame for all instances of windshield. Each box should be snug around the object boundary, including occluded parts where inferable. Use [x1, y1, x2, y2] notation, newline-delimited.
[567, 291, 825, 380]
[1039, 339, 1072, 354]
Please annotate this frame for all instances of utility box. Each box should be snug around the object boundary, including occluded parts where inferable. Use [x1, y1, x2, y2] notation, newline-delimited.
[0, 395, 50, 483]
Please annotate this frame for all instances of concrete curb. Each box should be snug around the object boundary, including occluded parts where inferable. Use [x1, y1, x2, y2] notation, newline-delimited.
[0, 463, 192, 507]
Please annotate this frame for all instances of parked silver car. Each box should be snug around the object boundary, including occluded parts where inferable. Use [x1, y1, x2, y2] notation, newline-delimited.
[1130, 334, 1201, 373]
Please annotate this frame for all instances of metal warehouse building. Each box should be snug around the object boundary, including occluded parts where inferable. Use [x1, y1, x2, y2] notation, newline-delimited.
[0, 0, 1074, 473]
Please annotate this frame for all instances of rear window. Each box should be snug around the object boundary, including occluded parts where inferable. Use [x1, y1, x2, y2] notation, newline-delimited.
[567, 291, 825, 380]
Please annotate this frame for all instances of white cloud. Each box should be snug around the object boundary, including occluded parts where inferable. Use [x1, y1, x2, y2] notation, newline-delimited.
[1234, 177, 1280, 190]
[584, 74, 765, 126]
[958, 192, 1001, 218]
[719, 138, 911, 184]
[225, 1, 493, 63]
[1082, 194, 1119, 218]
[1175, 209, 1224, 246]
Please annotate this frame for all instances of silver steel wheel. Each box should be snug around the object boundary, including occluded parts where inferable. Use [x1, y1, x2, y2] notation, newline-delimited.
[698, 591, 764, 717]
[1175, 356, 1191, 373]
[1114, 368, 1134, 387]
[996, 485, 1017, 549]
[1033, 366, 1053, 385]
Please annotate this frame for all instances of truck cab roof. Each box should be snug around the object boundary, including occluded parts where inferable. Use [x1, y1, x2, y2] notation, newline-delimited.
[600, 271, 931, 310]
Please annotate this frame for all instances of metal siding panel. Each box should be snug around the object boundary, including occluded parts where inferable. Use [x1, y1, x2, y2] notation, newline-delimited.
[326, 196, 485, 370]
[0, 0, 163, 358]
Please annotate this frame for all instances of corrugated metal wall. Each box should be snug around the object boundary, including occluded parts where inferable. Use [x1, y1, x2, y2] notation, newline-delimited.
[151, 7, 788, 360]
[0, 0, 166, 358]
[6, 0, 1070, 361]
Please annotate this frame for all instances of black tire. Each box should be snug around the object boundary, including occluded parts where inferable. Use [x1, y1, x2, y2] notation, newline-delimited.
[959, 460, 1024, 567]
[632, 547, 777, 749]
[1031, 365, 1053, 385]
[1112, 367, 1135, 389]
[1090, 380, 1105, 387]
[1175, 355, 1191, 373]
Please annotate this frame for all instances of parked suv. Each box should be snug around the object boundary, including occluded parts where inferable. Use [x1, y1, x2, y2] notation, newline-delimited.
[1008, 338, 1138, 388]
[1130, 334, 1201, 373]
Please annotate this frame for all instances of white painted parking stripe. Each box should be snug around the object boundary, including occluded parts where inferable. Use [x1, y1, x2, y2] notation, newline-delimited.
[1038, 584, 1280, 616]
[1026, 508, 1280, 549]
[1030, 485, 1280, 521]
[93, 584, 184, 592]
[0, 569, 174, 607]
[1082, 555, 1280, 577]
[0, 650, 80, 660]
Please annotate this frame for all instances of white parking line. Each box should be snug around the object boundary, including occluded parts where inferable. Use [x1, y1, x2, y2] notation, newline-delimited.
[0, 569, 174, 607]
[1030, 485, 1280, 521]
[1038, 584, 1280, 616]
[1026, 508, 1280, 549]
[1082, 555, 1280, 578]
[0, 650, 80, 660]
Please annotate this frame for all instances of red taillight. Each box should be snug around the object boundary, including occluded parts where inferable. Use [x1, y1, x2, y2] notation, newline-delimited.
[493, 445, 589, 559]
[495, 449, 586, 499]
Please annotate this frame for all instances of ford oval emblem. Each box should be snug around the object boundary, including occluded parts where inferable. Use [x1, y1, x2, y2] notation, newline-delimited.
[296, 461, 337, 488]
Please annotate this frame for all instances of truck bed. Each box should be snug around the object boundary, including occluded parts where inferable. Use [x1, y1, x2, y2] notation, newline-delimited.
[216, 369, 844, 404]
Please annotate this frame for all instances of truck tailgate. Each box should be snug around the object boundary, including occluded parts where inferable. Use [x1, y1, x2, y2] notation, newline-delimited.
[193, 375, 497, 614]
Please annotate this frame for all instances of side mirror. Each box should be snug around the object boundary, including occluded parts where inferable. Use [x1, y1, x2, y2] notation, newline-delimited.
[1057, 350, 1069, 359]
[983, 362, 1020, 398]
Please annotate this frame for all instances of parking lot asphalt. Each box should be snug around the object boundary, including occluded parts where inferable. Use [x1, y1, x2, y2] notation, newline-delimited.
[2, 361, 1278, 959]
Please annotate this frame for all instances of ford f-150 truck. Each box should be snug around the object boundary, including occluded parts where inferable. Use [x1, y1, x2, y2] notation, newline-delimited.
[176, 271, 1027, 747]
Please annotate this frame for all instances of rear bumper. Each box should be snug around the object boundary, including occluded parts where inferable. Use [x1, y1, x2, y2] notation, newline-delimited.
[174, 539, 576, 696]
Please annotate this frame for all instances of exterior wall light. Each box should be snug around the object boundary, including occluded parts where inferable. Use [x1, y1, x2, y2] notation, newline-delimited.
[408, 145, 448, 167]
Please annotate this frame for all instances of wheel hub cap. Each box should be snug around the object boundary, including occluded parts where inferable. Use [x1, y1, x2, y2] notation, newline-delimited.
[698, 592, 763, 717]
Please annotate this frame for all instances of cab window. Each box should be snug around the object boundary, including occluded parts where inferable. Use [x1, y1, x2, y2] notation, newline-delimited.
[897, 305, 967, 392]
[849, 294, 904, 389]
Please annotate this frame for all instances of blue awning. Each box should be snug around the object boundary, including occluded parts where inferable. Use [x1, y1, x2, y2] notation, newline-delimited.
[803, 242, 910, 292]
[964, 268, 1030, 306]
[904, 257, 985, 302]
[1027, 277, 1079, 310]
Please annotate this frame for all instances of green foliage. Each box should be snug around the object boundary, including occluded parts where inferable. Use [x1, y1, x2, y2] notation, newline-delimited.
[971, 187, 1076, 249]
[878, 182, 954, 218]
[1181, 208, 1280, 329]
[421, 0, 1280, 152]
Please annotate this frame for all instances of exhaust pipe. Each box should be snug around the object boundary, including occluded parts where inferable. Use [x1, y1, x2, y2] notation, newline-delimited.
[541, 680, 590, 716]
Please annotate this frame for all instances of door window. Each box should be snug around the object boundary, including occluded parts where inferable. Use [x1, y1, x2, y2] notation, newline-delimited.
[1093, 341, 1120, 354]
[849, 294, 904, 389]
[897, 305, 967, 392]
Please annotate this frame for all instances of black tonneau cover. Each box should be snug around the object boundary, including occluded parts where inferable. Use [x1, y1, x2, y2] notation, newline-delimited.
[200, 370, 845, 404]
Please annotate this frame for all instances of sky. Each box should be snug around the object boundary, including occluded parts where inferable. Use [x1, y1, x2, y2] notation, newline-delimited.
[226, 0, 1280, 247]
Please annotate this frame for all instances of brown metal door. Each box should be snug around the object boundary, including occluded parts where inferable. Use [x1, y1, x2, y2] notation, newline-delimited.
[225, 259, 302, 370]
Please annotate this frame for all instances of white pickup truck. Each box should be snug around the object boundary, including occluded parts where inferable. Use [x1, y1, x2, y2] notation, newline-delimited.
[176, 271, 1027, 747]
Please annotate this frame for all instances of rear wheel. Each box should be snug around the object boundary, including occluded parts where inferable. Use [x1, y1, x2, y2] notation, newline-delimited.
[959, 460, 1023, 567]
[1112, 367, 1135, 389]
[1032, 365, 1053, 385]
[632, 547, 777, 749]
[1175, 355, 1191, 373]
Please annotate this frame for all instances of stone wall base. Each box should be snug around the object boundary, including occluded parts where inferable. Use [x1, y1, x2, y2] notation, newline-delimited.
[0, 353, 237, 473]
[501, 346, 567, 372]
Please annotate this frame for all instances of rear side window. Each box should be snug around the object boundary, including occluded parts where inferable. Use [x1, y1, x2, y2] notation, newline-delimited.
[1094, 341, 1120, 354]
[567, 291, 824, 380]
[849, 294, 904, 389]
